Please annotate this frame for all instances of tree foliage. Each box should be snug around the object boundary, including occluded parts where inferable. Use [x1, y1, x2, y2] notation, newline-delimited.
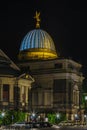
[47, 113, 66, 124]
[0, 110, 26, 125]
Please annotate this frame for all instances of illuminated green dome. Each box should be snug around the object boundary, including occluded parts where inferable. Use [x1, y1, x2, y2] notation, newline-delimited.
[18, 29, 58, 60]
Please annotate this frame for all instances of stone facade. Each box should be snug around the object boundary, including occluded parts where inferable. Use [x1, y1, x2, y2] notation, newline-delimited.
[18, 58, 84, 120]
[0, 49, 34, 111]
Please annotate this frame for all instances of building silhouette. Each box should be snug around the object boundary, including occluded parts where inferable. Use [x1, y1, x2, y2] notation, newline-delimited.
[0, 12, 85, 122]
[17, 12, 84, 121]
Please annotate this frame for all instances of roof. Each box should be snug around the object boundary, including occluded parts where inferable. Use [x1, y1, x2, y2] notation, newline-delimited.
[0, 49, 20, 76]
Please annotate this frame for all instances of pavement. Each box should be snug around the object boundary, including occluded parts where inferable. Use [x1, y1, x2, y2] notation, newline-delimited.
[0, 124, 87, 130]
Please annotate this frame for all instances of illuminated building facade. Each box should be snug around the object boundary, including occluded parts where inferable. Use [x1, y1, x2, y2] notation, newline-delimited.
[0, 11, 84, 121]
[18, 12, 84, 121]
[0, 49, 34, 111]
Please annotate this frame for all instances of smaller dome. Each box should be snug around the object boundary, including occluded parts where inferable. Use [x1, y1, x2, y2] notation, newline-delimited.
[18, 29, 58, 60]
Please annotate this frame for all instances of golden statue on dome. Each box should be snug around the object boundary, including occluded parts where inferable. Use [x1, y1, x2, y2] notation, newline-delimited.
[34, 11, 41, 28]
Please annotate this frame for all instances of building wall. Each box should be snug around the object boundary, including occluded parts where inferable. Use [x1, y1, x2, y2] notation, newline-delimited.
[18, 58, 84, 120]
[0, 75, 33, 111]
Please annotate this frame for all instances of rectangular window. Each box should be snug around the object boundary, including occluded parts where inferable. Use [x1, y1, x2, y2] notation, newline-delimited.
[53, 79, 66, 93]
[3, 84, 9, 101]
[55, 63, 62, 69]
[14, 87, 20, 101]
[14, 86, 20, 109]
[44, 92, 51, 106]
[32, 92, 38, 106]
[53, 79, 66, 105]
[38, 92, 44, 106]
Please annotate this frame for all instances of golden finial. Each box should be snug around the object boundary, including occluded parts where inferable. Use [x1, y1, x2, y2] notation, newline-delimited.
[34, 11, 41, 28]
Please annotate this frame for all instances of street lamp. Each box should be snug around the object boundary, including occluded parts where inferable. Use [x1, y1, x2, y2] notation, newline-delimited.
[56, 113, 60, 124]
[32, 112, 35, 117]
[85, 96, 87, 109]
[1, 112, 5, 117]
[74, 114, 79, 124]
[56, 113, 60, 119]
[85, 96, 87, 101]
[84, 115, 87, 125]
[30, 112, 36, 122]
[74, 114, 78, 118]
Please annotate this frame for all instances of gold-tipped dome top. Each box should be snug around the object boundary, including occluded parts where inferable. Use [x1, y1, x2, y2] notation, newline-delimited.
[18, 12, 58, 61]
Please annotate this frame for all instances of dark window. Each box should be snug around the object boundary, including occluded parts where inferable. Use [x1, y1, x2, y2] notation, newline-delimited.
[14, 86, 20, 109]
[55, 63, 62, 69]
[53, 79, 66, 92]
[14, 87, 20, 101]
[33, 92, 38, 106]
[53, 80, 66, 105]
[3, 84, 9, 101]
[68, 64, 74, 69]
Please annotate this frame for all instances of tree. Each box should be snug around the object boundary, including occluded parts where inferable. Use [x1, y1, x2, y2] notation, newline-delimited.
[47, 113, 66, 124]
[0, 110, 26, 125]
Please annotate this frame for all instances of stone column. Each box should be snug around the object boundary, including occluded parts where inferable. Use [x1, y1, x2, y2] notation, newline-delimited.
[26, 86, 28, 104]
[80, 109, 85, 124]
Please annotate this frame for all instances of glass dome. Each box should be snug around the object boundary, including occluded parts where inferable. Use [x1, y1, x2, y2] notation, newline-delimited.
[18, 29, 58, 60]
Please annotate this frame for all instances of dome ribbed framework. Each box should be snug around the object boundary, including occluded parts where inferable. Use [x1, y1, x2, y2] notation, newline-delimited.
[18, 29, 58, 60]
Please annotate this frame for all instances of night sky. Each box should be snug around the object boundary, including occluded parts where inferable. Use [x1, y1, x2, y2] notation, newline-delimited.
[0, 1, 87, 76]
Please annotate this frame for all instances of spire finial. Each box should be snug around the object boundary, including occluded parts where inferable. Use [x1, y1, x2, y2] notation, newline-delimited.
[34, 11, 41, 28]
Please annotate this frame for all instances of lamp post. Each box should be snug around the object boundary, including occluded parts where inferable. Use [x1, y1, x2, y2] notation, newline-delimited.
[32, 112, 35, 117]
[30, 112, 36, 122]
[74, 114, 78, 125]
[12, 115, 14, 124]
[56, 113, 60, 119]
[1, 112, 5, 126]
[85, 96, 87, 107]
[84, 115, 87, 126]
[1, 112, 5, 117]
[56, 113, 60, 124]
[85, 96, 87, 126]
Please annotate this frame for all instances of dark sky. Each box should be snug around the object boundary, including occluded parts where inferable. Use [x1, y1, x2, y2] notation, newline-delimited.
[0, 1, 87, 76]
